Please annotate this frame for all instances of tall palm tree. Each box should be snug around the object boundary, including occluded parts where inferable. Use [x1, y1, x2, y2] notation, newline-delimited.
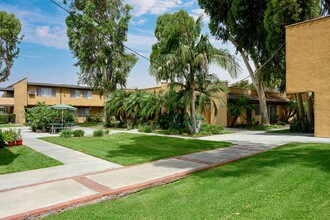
[150, 12, 240, 133]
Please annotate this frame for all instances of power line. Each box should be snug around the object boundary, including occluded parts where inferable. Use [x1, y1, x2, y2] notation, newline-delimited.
[229, 42, 286, 86]
[49, 0, 153, 63]
[50, 0, 286, 86]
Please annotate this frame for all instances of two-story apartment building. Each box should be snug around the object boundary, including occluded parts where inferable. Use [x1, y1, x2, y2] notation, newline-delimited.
[0, 78, 105, 123]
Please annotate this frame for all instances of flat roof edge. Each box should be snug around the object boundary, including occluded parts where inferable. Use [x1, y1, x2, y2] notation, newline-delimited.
[285, 15, 330, 28]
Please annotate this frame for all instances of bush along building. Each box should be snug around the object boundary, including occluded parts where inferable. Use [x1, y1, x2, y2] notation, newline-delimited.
[144, 82, 291, 127]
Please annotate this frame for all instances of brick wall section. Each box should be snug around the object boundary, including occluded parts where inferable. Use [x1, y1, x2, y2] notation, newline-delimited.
[286, 16, 330, 137]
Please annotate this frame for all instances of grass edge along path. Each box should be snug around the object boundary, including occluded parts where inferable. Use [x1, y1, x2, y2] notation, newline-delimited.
[45, 142, 330, 220]
[0, 146, 63, 175]
[40, 133, 232, 166]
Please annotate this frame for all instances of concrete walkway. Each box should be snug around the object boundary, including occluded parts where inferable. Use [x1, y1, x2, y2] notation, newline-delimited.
[1, 128, 330, 219]
[0, 129, 122, 192]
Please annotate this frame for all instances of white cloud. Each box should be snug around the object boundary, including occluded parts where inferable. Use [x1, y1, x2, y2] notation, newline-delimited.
[29, 25, 68, 49]
[126, 0, 194, 16]
[136, 18, 147, 25]
[1, 3, 68, 49]
[126, 33, 157, 52]
[189, 8, 210, 24]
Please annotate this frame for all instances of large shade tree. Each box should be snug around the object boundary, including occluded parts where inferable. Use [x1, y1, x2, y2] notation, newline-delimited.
[0, 11, 23, 82]
[150, 10, 239, 133]
[198, 0, 322, 125]
[65, 0, 137, 97]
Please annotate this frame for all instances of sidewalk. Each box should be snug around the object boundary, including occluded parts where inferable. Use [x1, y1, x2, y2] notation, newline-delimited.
[3, 128, 330, 219]
[0, 139, 276, 219]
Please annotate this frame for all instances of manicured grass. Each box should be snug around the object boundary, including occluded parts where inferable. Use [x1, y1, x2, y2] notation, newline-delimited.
[46, 143, 330, 219]
[40, 133, 231, 165]
[0, 123, 23, 128]
[0, 146, 62, 175]
[267, 128, 291, 133]
[250, 124, 287, 130]
[77, 122, 103, 129]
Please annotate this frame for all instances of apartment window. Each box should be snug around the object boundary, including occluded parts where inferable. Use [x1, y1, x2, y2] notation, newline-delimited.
[82, 90, 92, 99]
[70, 89, 80, 98]
[79, 108, 90, 117]
[37, 87, 56, 97]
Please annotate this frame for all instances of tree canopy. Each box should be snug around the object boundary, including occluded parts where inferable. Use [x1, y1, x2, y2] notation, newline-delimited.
[198, 0, 322, 125]
[65, 0, 137, 96]
[0, 11, 23, 82]
[150, 10, 239, 133]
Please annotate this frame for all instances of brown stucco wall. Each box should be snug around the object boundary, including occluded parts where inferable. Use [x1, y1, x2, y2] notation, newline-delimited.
[27, 86, 104, 107]
[12, 78, 28, 123]
[209, 92, 228, 127]
[286, 16, 330, 137]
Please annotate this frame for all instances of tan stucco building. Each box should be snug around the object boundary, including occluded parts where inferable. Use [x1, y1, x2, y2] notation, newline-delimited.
[286, 15, 330, 137]
[145, 83, 290, 127]
[0, 78, 104, 123]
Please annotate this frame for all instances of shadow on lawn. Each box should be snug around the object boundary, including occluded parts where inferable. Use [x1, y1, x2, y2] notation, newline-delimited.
[103, 134, 231, 165]
[191, 143, 330, 179]
[0, 147, 19, 166]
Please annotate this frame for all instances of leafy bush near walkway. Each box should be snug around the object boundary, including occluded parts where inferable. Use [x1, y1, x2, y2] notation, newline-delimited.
[25, 102, 75, 132]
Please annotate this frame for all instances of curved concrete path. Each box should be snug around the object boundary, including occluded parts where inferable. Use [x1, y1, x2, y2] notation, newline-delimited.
[1, 128, 330, 219]
[0, 128, 122, 191]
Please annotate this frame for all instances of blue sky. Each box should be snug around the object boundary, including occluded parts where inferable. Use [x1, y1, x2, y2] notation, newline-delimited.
[1, 0, 249, 89]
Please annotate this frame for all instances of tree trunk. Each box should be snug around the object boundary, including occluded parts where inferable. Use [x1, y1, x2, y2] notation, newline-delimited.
[188, 64, 197, 134]
[296, 93, 305, 120]
[256, 80, 270, 125]
[230, 115, 239, 127]
[228, 36, 269, 125]
[307, 92, 314, 123]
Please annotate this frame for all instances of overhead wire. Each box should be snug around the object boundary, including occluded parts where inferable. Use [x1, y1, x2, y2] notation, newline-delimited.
[50, 0, 286, 86]
[229, 41, 286, 86]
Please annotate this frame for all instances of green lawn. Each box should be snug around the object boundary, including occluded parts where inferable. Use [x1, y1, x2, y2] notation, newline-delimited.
[0, 146, 62, 175]
[40, 133, 231, 165]
[77, 122, 103, 129]
[46, 142, 330, 220]
[0, 123, 23, 128]
[267, 128, 291, 133]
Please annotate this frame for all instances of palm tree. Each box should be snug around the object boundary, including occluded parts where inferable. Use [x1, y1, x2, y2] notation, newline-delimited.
[150, 12, 240, 133]
[105, 90, 132, 123]
[228, 97, 255, 127]
[140, 90, 165, 124]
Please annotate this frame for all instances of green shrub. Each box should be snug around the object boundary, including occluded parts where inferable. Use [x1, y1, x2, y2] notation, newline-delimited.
[8, 114, 16, 123]
[290, 118, 313, 133]
[276, 121, 286, 126]
[199, 124, 224, 135]
[86, 113, 103, 122]
[25, 102, 75, 132]
[158, 113, 187, 130]
[104, 129, 110, 135]
[72, 129, 85, 137]
[60, 130, 73, 138]
[138, 124, 153, 133]
[93, 129, 104, 137]
[0, 130, 6, 148]
[0, 114, 9, 124]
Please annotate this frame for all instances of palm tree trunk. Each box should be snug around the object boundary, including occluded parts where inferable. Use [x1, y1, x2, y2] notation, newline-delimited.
[190, 95, 197, 133]
[189, 64, 197, 134]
